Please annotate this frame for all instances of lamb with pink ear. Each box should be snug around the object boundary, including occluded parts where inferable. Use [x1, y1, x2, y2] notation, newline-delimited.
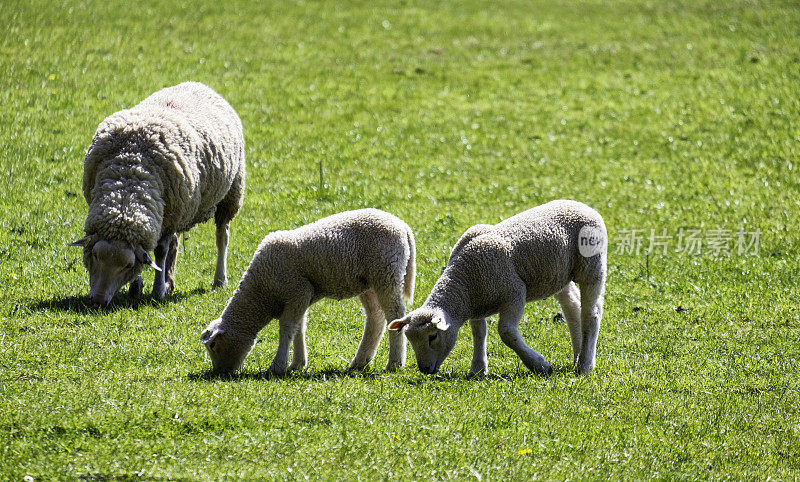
[389, 200, 607, 377]
[70, 82, 245, 307]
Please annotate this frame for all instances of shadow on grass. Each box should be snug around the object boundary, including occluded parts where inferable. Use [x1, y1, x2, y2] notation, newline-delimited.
[26, 287, 209, 315]
[188, 363, 581, 383]
[188, 365, 388, 383]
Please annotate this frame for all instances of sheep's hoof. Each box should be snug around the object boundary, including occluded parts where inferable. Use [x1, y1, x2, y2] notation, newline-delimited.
[152, 284, 167, 300]
[212, 278, 227, 289]
[129, 278, 144, 298]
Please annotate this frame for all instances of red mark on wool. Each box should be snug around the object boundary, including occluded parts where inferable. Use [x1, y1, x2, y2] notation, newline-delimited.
[163, 100, 182, 110]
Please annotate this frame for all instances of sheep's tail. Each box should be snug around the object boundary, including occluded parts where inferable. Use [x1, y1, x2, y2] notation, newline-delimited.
[403, 226, 416, 306]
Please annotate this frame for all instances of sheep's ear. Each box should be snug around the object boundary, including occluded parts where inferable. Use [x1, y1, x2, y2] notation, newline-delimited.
[431, 315, 450, 331]
[68, 235, 91, 247]
[135, 246, 162, 272]
[388, 315, 411, 331]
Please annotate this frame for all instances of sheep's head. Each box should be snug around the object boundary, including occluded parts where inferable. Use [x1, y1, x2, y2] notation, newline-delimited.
[389, 308, 458, 374]
[201, 318, 256, 375]
[69, 234, 159, 307]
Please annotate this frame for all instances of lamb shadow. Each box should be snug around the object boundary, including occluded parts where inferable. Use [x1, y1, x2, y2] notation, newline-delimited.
[27, 287, 209, 315]
[401, 363, 577, 385]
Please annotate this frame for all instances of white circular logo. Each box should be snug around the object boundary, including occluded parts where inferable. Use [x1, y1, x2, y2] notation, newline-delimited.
[578, 225, 605, 258]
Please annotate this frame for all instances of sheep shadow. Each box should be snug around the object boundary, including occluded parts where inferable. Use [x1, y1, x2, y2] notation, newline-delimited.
[188, 366, 386, 383]
[27, 287, 209, 315]
[188, 363, 579, 384]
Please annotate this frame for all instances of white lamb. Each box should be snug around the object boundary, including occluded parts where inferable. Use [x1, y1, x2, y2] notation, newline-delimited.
[389, 200, 606, 376]
[69, 82, 246, 307]
[201, 208, 416, 375]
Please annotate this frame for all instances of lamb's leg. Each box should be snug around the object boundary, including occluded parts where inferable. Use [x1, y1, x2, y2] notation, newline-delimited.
[129, 275, 144, 298]
[163, 233, 179, 294]
[351, 290, 387, 370]
[468, 318, 488, 377]
[554, 282, 583, 366]
[289, 312, 308, 372]
[213, 222, 229, 288]
[497, 297, 552, 376]
[376, 289, 407, 371]
[270, 301, 309, 376]
[576, 281, 604, 375]
[151, 234, 173, 300]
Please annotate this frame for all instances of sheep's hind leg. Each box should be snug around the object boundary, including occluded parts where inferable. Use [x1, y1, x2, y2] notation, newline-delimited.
[576, 281, 604, 375]
[151, 234, 173, 300]
[497, 296, 552, 376]
[213, 222, 229, 288]
[163, 233, 179, 294]
[351, 290, 386, 370]
[468, 318, 488, 377]
[376, 288, 407, 371]
[554, 282, 583, 366]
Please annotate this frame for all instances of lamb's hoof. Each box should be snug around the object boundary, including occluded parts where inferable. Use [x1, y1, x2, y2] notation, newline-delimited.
[164, 280, 175, 295]
[385, 361, 404, 372]
[536, 361, 553, 377]
[212, 278, 227, 289]
[289, 361, 307, 372]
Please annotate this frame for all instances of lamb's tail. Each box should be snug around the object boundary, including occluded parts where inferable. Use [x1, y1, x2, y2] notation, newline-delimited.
[402, 226, 416, 306]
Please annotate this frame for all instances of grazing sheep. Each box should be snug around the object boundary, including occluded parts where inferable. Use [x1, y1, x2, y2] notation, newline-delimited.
[69, 82, 245, 307]
[389, 200, 606, 376]
[201, 209, 416, 375]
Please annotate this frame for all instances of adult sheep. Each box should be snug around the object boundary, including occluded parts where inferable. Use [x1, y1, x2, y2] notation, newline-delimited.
[70, 82, 246, 307]
[201, 209, 416, 375]
[389, 200, 607, 376]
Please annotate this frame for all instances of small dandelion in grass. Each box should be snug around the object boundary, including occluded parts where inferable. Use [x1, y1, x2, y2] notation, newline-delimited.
[518, 448, 532, 455]
[49, 74, 55, 80]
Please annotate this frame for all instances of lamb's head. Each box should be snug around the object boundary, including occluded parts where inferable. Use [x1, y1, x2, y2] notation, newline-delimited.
[201, 318, 256, 375]
[389, 308, 458, 374]
[69, 234, 160, 307]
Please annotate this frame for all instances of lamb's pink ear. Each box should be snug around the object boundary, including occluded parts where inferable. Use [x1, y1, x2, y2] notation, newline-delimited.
[431, 315, 450, 331]
[68, 235, 91, 247]
[134, 246, 162, 272]
[388, 315, 411, 331]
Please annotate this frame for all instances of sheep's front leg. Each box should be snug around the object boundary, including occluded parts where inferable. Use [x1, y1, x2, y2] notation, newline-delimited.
[289, 312, 308, 372]
[554, 282, 583, 366]
[377, 289, 407, 371]
[152, 234, 173, 300]
[270, 294, 311, 376]
[497, 297, 552, 376]
[213, 222, 229, 288]
[351, 290, 386, 370]
[468, 318, 488, 377]
[129, 275, 144, 298]
[576, 281, 604, 375]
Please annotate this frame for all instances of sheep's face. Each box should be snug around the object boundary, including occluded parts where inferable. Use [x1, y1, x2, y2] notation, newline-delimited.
[70, 235, 161, 307]
[84, 239, 142, 307]
[389, 308, 458, 374]
[201, 319, 256, 375]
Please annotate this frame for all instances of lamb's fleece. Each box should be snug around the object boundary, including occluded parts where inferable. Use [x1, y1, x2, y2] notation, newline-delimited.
[71, 81, 245, 306]
[201, 209, 416, 375]
[389, 200, 606, 376]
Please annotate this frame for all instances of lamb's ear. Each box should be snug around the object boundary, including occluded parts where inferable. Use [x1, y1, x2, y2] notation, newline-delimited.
[431, 314, 450, 331]
[68, 235, 91, 247]
[388, 315, 411, 331]
[201, 326, 223, 344]
[135, 246, 162, 272]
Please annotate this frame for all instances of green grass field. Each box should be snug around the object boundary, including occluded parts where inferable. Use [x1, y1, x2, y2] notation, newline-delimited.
[2, 0, 799, 478]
